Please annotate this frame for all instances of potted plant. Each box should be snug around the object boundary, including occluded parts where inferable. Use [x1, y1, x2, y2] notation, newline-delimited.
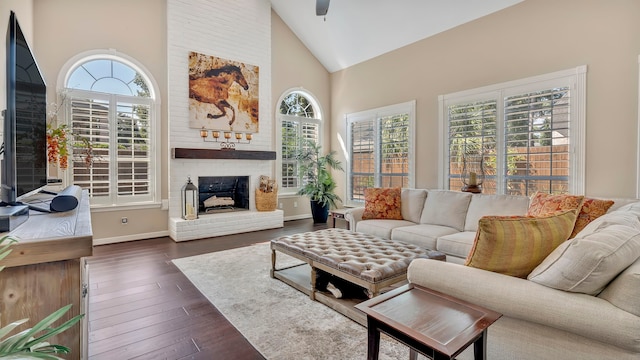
[295, 139, 344, 223]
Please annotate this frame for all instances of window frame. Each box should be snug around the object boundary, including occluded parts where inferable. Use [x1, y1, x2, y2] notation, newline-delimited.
[438, 66, 587, 195]
[276, 88, 323, 196]
[57, 50, 161, 210]
[345, 100, 416, 207]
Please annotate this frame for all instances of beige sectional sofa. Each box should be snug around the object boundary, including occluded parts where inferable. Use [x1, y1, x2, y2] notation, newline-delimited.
[346, 189, 533, 263]
[345, 189, 640, 359]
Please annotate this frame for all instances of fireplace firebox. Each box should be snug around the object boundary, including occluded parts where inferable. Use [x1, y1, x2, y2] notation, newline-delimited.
[198, 176, 250, 214]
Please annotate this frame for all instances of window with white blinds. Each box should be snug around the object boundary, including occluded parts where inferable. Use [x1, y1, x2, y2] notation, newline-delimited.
[346, 101, 415, 206]
[64, 55, 157, 207]
[440, 66, 586, 196]
[448, 100, 497, 192]
[278, 90, 321, 194]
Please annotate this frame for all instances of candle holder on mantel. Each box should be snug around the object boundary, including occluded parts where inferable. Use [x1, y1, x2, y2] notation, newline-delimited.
[461, 153, 485, 193]
[200, 127, 252, 150]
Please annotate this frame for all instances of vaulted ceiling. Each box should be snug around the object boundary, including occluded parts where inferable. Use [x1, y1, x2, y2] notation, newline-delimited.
[270, 0, 524, 73]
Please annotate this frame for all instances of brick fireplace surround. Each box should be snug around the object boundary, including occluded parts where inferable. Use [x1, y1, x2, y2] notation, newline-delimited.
[168, 149, 283, 242]
[167, 0, 280, 242]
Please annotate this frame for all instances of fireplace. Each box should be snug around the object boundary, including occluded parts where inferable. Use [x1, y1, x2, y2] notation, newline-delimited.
[198, 176, 250, 214]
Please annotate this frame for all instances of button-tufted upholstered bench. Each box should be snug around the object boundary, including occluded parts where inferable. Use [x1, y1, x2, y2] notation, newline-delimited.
[270, 228, 445, 300]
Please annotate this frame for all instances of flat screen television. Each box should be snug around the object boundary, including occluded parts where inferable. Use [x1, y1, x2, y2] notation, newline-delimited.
[1, 11, 48, 206]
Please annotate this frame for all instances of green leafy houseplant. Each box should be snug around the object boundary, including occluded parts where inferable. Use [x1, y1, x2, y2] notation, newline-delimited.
[295, 139, 344, 222]
[0, 236, 83, 360]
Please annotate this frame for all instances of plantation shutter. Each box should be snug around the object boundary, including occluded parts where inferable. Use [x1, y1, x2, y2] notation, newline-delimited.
[69, 96, 111, 199]
[69, 93, 153, 205]
[281, 119, 299, 188]
[280, 117, 320, 191]
[447, 100, 497, 192]
[115, 101, 151, 197]
[441, 66, 584, 195]
[349, 118, 375, 202]
[504, 87, 571, 195]
[347, 101, 414, 205]
[380, 114, 410, 188]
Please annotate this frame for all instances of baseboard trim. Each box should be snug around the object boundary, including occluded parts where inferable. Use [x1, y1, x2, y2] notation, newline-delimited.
[94, 214, 312, 245]
[93, 231, 170, 246]
[284, 214, 312, 222]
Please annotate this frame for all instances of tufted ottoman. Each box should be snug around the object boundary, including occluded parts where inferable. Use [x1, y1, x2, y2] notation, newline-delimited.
[270, 228, 445, 300]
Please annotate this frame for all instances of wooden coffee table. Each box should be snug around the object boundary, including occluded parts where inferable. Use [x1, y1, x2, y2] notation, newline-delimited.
[355, 283, 502, 360]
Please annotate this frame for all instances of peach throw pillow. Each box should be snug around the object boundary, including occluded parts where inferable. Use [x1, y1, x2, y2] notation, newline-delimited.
[362, 187, 402, 220]
[527, 192, 584, 217]
[570, 198, 614, 238]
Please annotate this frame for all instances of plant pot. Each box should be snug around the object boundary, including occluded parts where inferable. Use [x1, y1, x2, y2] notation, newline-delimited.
[310, 200, 329, 223]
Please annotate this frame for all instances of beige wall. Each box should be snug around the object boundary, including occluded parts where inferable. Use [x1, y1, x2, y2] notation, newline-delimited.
[271, 10, 332, 218]
[330, 0, 640, 199]
[32, 0, 169, 242]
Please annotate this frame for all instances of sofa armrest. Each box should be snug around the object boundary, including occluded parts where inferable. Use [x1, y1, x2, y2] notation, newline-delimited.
[344, 207, 364, 232]
[407, 259, 640, 352]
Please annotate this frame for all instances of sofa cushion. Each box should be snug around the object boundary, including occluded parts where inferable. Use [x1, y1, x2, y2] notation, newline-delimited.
[436, 231, 476, 260]
[526, 192, 584, 217]
[355, 219, 415, 239]
[391, 224, 459, 251]
[464, 194, 530, 232]
[570, 197, 614, 238]
[609, 200, 640, 218]
[420, 190, 472, 231]
[465, 210, 577, 278]
[362, 187, 402, 220]
[401, 188, 428, 223]
[598, 258, 640, 317]
[528, 212, 640, 295]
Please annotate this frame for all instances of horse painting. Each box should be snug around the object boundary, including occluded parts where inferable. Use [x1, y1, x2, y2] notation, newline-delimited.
[189, 64, 249, 126]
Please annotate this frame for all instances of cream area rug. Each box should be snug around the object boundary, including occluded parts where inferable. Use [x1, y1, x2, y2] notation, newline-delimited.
[172, 242, 411, 360]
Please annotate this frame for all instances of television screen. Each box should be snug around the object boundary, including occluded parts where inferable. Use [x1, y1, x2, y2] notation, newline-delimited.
[3, 11, 48, 204]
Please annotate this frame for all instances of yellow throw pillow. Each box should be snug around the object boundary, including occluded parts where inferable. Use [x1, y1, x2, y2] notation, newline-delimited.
[570, 198, 614, 238]
[362, 187, 402, 220]
[465, 210, 578, 278]
[527, 192, 584, 217]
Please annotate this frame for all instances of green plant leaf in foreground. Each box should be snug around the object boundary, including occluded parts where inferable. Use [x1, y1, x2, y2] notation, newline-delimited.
[0, 236, 17, 272]
[0, 305, 83, 359]
[0, 236, 84, 359]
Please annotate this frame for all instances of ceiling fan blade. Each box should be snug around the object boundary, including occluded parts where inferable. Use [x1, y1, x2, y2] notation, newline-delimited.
[316, 0, 330, 16]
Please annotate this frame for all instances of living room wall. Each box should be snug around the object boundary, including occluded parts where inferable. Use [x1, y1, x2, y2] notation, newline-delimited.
[271, 11, 332, 219]
[329, 0, 640, 200]
[32, 0, 169, 243]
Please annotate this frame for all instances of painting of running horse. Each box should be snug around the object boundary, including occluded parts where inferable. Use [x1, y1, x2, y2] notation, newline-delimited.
[188, 51, 259, 133]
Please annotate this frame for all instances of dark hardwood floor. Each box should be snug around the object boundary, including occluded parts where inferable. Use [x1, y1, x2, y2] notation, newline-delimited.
[87, 219, 332, 360]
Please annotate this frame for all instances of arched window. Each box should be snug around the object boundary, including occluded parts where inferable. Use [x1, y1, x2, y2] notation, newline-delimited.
[60, 52, 159, 207]
[277, 89, 322, 194]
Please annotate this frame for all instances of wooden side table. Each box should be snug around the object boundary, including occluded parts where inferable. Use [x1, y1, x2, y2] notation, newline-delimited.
[329, 208, 350, 230]
[355, 284, 502, 360]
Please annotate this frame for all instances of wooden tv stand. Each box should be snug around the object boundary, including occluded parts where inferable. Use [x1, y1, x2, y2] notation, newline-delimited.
[0, 190, 93, 359]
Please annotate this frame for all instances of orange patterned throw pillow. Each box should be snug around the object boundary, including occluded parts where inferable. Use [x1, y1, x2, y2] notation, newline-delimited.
[527, 192, 585, 217]
[362, 187, 402, 220]
[570, 198, 614, 238]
